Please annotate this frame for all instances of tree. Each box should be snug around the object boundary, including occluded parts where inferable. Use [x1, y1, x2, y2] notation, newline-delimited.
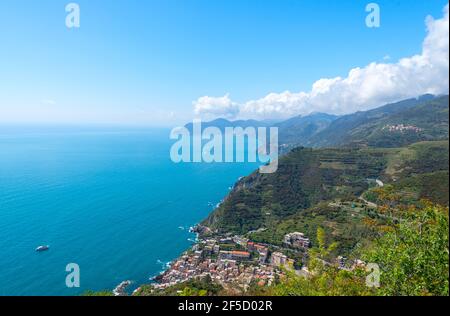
[363, 202, 449, 296]
[262, 203, 449, 296]
[308, 227, 339, 272]
[268, 227, 371, 296]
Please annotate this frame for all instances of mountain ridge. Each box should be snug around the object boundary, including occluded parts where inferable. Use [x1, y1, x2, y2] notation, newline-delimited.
[185, 94, 448, 149]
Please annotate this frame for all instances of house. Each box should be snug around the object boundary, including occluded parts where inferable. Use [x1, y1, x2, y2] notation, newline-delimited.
[247, 242, 268, 253]
[219, 250, 251, 261]
[258, 249, 268, 264]
[284, 232, 311, 249]
[270, 252, 288, 267]
[231, 251, 251, 260]
[233, 236, 249, 247]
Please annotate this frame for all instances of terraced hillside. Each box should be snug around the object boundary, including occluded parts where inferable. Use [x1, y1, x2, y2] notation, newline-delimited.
[203, 146, 388, 234]
[202, 140, 449, 255]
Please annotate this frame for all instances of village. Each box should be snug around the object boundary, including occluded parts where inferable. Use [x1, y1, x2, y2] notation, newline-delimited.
[382, 124, 423, 133]
[138, 225, 372, 295]
[145, 230, 314, 293]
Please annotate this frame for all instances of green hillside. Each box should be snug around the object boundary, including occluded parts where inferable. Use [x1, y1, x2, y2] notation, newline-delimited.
[202, 140, 449, 256]
[276, 113, 338, 146]
[203, 147, 387, 234]
[364, 141, 449, 206]
[308, 95, 449, 148]
[184, 95, 448, 150]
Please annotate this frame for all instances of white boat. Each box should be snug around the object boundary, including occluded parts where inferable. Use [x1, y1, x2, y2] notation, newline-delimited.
[35, 245, 50, 252]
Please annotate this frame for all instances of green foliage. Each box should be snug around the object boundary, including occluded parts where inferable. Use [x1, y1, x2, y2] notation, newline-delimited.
[362, 140, 449, 207]
[179, 287, 208, 297]
[309, 95, 449, 148]
[386, 141, 449, 178]
[268, 267, 372, 296]
[203, 147, 387, 236]
[276, 113, 338, 146]
[363, 203, 449, 296]
[205, 140, 448, 257]
[310, 227, 339, 263]
[252, 227, 373, 296]
[134, 276, 223, 296]
[259, 203, 449, 296]
[249, 200, 384, 256]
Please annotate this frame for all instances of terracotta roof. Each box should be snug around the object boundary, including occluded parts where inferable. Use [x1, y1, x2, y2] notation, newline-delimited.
[232, 251, 250, 256]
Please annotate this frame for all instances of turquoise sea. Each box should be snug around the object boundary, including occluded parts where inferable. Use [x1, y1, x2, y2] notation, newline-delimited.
[0, 126, 259, 296]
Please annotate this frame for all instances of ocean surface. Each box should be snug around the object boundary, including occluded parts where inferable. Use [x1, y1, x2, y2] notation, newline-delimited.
[0, 126, 259, 296]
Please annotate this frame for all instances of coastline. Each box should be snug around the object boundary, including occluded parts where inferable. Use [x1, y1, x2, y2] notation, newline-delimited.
[131, 222, 311, 296]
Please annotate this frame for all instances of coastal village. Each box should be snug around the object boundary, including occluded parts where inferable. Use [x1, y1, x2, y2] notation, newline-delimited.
[130, 226, 364, 295]
[145, 230, 309, 293]
[129, 215, 378, 295]
[131, 226, 368, 295]
[124, 177, 388, 296]
[122, 197, 382, 296]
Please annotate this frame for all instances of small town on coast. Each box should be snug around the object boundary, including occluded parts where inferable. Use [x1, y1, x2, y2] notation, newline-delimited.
[128, 224, 365, 296]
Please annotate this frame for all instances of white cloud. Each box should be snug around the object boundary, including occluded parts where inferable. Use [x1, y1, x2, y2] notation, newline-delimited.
[193, 94, 240, 119]
[194, 4, 449, 120]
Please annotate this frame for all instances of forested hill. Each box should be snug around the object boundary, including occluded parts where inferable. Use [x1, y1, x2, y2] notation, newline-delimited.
[203, 146, 387, 234]
[307, 95, 449, 148]
[202, 140, 449, 254]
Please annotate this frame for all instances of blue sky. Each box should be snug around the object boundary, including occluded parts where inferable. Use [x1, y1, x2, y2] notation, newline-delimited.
[0, 0, 448, 125]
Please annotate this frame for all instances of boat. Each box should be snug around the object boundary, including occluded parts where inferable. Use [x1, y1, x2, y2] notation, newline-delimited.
[35, 245, 50, 252]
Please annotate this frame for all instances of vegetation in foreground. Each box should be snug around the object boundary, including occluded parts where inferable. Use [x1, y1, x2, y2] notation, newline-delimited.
[254, 202, 448, 296]
[135, 202, 448, 297]
[135, 276, 224, 296]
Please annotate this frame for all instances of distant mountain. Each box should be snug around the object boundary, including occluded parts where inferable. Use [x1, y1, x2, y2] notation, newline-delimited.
[185, 118, 269, 132]
[275, 113, 338, 146]
[184, 113, 338, 148]
[184, 94, 449, 149]
[307, 94, 449, 148]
